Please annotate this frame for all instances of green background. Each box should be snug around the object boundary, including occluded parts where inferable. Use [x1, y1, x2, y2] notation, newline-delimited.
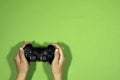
[0, 0, 120, 80]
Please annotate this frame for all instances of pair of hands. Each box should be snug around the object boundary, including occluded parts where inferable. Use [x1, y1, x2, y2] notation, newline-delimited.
[14, 42, 65, 80]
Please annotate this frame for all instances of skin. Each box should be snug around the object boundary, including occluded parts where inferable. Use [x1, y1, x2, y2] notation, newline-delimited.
[14, 43, 29, 80]
[51, 43, 65, 80]
[14, 42, 65, 80]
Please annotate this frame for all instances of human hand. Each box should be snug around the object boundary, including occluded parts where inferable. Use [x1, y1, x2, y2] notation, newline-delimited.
[51, 43, 65, 80]
[14, 43, 29, 80]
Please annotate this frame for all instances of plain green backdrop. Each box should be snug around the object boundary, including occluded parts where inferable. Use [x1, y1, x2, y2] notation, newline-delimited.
[0, 0, 120, 80]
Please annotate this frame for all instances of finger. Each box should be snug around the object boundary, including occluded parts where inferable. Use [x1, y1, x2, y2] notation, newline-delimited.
[51, 43, 65, 66]
[51, 43, 64, 59]
[57, 48, 65, 66]
[19, 48, 28, 63]
[21, 42, 30, 48]
[14, 53, 20, 65]
[51, 43, 64, 56]
[59, 55, 65, 67]
[51, 49, 59, 66]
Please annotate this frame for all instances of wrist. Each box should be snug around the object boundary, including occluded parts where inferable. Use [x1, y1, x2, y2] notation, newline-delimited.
[16, 73, 27, 80]
[53, 73, 62, 80]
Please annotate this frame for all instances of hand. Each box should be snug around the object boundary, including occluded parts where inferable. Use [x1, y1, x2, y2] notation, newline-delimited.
[14, 43, 29, 80]
[51, 43, 65, 80]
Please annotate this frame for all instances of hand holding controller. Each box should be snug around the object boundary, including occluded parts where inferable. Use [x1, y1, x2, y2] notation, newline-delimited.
[14, 42, 65, 80]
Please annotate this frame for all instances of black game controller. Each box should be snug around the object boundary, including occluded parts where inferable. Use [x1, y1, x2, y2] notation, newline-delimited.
[23, 44, 56, 64]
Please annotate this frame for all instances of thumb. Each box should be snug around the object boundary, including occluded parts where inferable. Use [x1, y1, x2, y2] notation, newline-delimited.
[19, 48, 27, 63]
[52, 49, 59, 65]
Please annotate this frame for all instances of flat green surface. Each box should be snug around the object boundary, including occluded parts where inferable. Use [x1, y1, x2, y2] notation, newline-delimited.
[0, 0, 120, 80]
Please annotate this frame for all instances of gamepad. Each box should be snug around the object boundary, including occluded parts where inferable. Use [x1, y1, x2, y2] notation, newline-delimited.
[23, 44, 56, 64]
